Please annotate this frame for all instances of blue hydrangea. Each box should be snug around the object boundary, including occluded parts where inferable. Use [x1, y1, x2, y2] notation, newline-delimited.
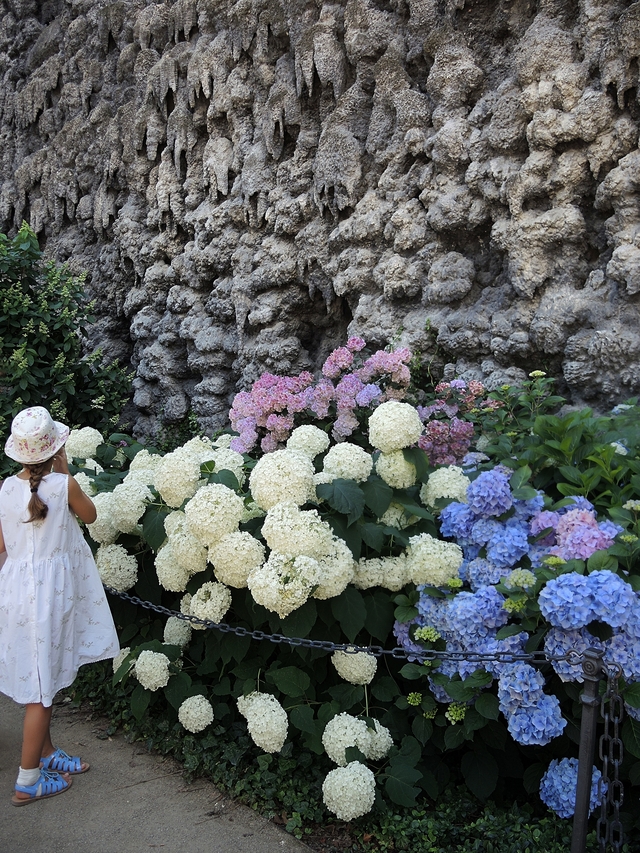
[415, 591, 449, 635]
[539, 758, 603, 819]
[559, 496, 594, 513]
[506, 694, 567, 745]
[599, 520, 623, 540]
[486, 522, 530, 568]
[544, 627, 604, 682]
[393, 618, 427, 662]
[497, 663, 546, 714]
[604, 631, 640, 681]
[588, 571, 637, 628]
[467, 558, 509, 591]
[439, 502, 478, 542]
[469, 518, 502, 545]
[466, 470, 513, 517]
[447, 587, 509, 644]
[512, 492, 545, 519]
[538, 573, 595, 629]
[480, 633, 528, 677]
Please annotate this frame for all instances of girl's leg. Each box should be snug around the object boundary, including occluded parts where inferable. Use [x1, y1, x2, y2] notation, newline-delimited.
[21, 703, 53, 769]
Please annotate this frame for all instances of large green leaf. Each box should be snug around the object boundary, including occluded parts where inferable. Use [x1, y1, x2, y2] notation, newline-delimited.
[359, 521, 386, 552]
[327, 683, 364, 710]
[289, 704, 317, 734]
[411, 715, 433, 745]
[475, 692, 500, 720]
[141, 504, 172, 552]
[281, 599, 317, 639]
[316, 478, 365, 525]
[624, 682, 640, 709]
[384, 763, 422, 807]
[267, 665, 311, 697]
[164, 671, 193, 710]
[361, 476, 393, 518]
[461, 750, 498, 799]
[623, 718, 640, 759]
[131, 684, 152, 720]
[331, 587, 367, 642]
[363, 590, 395, 642]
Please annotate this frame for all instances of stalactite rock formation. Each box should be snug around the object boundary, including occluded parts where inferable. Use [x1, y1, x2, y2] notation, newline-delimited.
[2, 0, 640, 435]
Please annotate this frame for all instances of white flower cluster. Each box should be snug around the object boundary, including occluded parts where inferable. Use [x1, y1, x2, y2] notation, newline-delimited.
[236, 692, 288, 753]
[87, 492, 119, 545]
[95, 543, 138, 591]
[178, 695, 214, 733]
[110, 480, 152, 534]
[134, 650, 171, 691]
[420, 466, 470, 507]
[184, 483, 245, 548]
[213, 433, 233, 448]
[208, 447, 246, 487]
[331, 649, 377, 685]
[322, 713, 393, 765]
[249, 449, 316, 510]
[188, 581, 232, 627]
[155, 448, 202, 508]
[248, 553, 320, 618]
[127, 449, 164, 486]
[163, 616, 193, 647]
[209, 531, 265, 588]
[82, 458, 103, 474]
[322, 442, 373, 482]
[377, 503, 417, 530]
[155, 542, 191, 592]
[405, 533, 463, 586]
[375, 451, 416, 489]
[368, 401, 423, 454]
[353, 555, 408, 592]
[322, 762, 376, 821]
[112, 646, 132, 675]
[313, 538, 355, 600]
[65, 426, 104, 461]
[164, 511, 208, 575]
[74, 471, 96, 496]
[286, 425, 330, 459]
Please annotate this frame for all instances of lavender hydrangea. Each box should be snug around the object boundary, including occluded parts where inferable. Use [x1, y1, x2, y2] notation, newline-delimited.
[486, 521, 530, 568]
[466, 470, 513, 517]
[498, 663, 566, 746]
[540, 758, 603, 819]
[467, 558, 510, 591]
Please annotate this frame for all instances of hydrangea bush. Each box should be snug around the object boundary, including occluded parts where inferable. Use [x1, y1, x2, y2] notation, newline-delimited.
[71, 342, 640, 833]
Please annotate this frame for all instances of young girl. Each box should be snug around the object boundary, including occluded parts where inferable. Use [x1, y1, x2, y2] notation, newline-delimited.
[0, 406, 120, 805]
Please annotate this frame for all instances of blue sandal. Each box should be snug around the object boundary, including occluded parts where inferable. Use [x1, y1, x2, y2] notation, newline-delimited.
[12, 769, 72, 806]
[41, 748, 90, 775]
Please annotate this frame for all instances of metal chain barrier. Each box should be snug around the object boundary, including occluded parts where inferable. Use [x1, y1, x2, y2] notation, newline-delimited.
[104, 586, 581, 665]
[597, 665, 625, 853]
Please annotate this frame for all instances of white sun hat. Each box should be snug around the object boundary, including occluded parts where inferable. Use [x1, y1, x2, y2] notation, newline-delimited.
[4, 406, 70, 465]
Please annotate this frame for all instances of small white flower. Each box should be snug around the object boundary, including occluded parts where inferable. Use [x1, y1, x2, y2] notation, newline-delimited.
[134, 650, 171, 691]
[163, 616, 193, 647]
[368, 401, 423, 454]
[249, 449, 316, 510]
[178, 695, 214, 733]
[375, 450, 416, 489]
[286, 425, 330, 459]
[155, 542, 191, 592]
[610, 441, 628, 456]
[184, 483, 245, 548]
[155, 448, 202, 508]
[405, 533, 463, 587]
[74, 471, 96, 496]
[87, 492, 119, 545]
[420, 466, 470, 507]
[353, 555, 408, 592]
[322, 713, 370, 766]
[237, 692, 288, 752]
[332, 649, 377, 685]
[65, 427, 104, 461]
[209, 531, 265, 588]
[189, 581, 232, 627]
[95, 543, 138, 591]
[323, 442, 373, 482]
[110, 480, 152, 534]
[247, 553, 320, 618]
[322, 762, 376, 821]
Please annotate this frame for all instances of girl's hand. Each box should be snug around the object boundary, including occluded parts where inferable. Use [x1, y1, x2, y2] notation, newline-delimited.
[52, 448, 70, 475]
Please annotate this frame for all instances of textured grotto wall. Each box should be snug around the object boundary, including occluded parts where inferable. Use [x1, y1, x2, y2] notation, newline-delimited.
[2, 0, 640, 436]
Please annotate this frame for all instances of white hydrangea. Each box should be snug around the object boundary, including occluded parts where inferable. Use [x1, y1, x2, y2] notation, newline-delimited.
[87, 492, 119, 545]
[184, 483, 245, 548]
[237, 692, 288, 753]
[112, 647, 132, 675]
[353, 555, 408, 592]
[286, 425, 330, 458]
[249, 449, 316, 510]
[164, 510, 185, 537]
[95, 543, 138, 591]
[322, 713, 371, 766]
[405, 532, 463, 586]
[364, 719, 394, 761]
[247, 553, 320, 618]
[213, 433, 233, 448]
[134, 650, 171, 691]
[178, 695, 214, 733]
[189, 581, 232, 627]
[368, 401, 423, 454]
[155, 542, 191, 592]
[378, 502, 418, 529]
[65, 426, 104, 461]
[241, 500, 266, 523]
[332, 648, 377, 685]
[163, 616, 193, 647]
[322, 442, 373, 482]
[420, 466, 470, 507]
[110, 480, 152, 534]
[180, 435, 215, 459]
[82, 458, 103, 474]
[207, 447, 246, 487]
[180, 593, 192, 615]
[262, 503, 334, 558]
[74, 471, 96, 496]
[166, 512, 208, 575]
[155, 448, 202, 508]
[322, 762, 376, 821]
[209, 531, 266, 588]
[375, 450, 416, 489]
[127, 449, 164, 486]
[313, 537, 355, 600]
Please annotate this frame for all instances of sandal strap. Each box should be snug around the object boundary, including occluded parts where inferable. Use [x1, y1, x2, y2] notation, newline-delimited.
[41, 748, 82, 773]
[15, 769, 68, 798]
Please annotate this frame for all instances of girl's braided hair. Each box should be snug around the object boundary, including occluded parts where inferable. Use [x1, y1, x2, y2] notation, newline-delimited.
[24, 459, 53, 523]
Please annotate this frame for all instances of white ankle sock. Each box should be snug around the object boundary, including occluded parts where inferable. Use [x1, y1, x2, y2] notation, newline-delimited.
[17, 766, 40, 786]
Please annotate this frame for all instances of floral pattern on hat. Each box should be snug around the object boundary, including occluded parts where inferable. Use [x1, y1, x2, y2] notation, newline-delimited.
[4, 407, 69, 464]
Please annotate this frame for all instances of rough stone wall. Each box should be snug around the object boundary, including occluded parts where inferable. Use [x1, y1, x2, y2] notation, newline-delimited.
[2, 0, 640, 436]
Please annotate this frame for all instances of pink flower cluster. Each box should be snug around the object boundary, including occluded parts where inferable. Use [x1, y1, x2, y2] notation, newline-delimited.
[530, 506, 621, 561]
[229, 338, 413, 453]
[417, 417, 476, 466]
[419, 379, 503, 421]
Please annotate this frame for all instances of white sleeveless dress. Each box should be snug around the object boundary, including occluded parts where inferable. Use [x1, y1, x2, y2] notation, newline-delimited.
[0, 473, 120, 706]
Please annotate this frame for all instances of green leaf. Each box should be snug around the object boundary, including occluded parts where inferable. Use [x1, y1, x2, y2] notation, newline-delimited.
[461, 750, 498, 799]
[523, 762, 546, 794]
[316, 478, 365, 525]
[509, 466, 532, 491]
[130, 684, 152, 720]
[280, 599, 317, 639]
[623, 718, 640, 759]
[400, 663, 426, 681]
[267, 666, 311, 697]
[327, 683, 364, 710]
[475, 693, 500, 720]
[206, 469, 240, 491]
[360, 521, 386, 552]
[495, 625, 527, 640]
[586, 550, 618, 573]
[384, 763, 422, 807]
[444, 725, 466, 749]
[331, 587, 367, 642]
[361, 476, 393, 518]
[629, 760, 640, 787]
[141, 504, 172, 552]
[164, 671, 193, 710]
[363, 590, 395, 642]
[624, 682, 640, 710]
[412, 715, 433, 745]
[371, 676, 399, 702]
[289, 704, 317, 734]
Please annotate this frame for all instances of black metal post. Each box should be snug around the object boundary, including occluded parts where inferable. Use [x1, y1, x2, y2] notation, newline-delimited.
[571, 648, 604, 853]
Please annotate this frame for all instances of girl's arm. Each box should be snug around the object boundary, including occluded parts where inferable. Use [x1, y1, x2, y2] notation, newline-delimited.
[52, 447, 97, 524]
[0, 521, 5, 555]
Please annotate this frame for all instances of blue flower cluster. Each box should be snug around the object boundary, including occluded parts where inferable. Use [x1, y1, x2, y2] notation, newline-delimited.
[486, 520, 530, 568]
[447, 587, 510, 643]
[544, 627, 604, 682]
[539, 570, 638, 630]
[466, 469, 513, 517]
[498, 663, 566, 746]
[539, 757, 603, 819]
[467, 558, 509, 590]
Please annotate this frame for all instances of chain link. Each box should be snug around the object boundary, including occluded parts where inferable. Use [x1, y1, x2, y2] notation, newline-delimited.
[104, 586, 582, 665]
[597, 665, 625, 853]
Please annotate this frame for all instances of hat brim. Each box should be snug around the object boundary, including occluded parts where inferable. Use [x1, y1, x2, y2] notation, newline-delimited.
[4, 421, 70, 464]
